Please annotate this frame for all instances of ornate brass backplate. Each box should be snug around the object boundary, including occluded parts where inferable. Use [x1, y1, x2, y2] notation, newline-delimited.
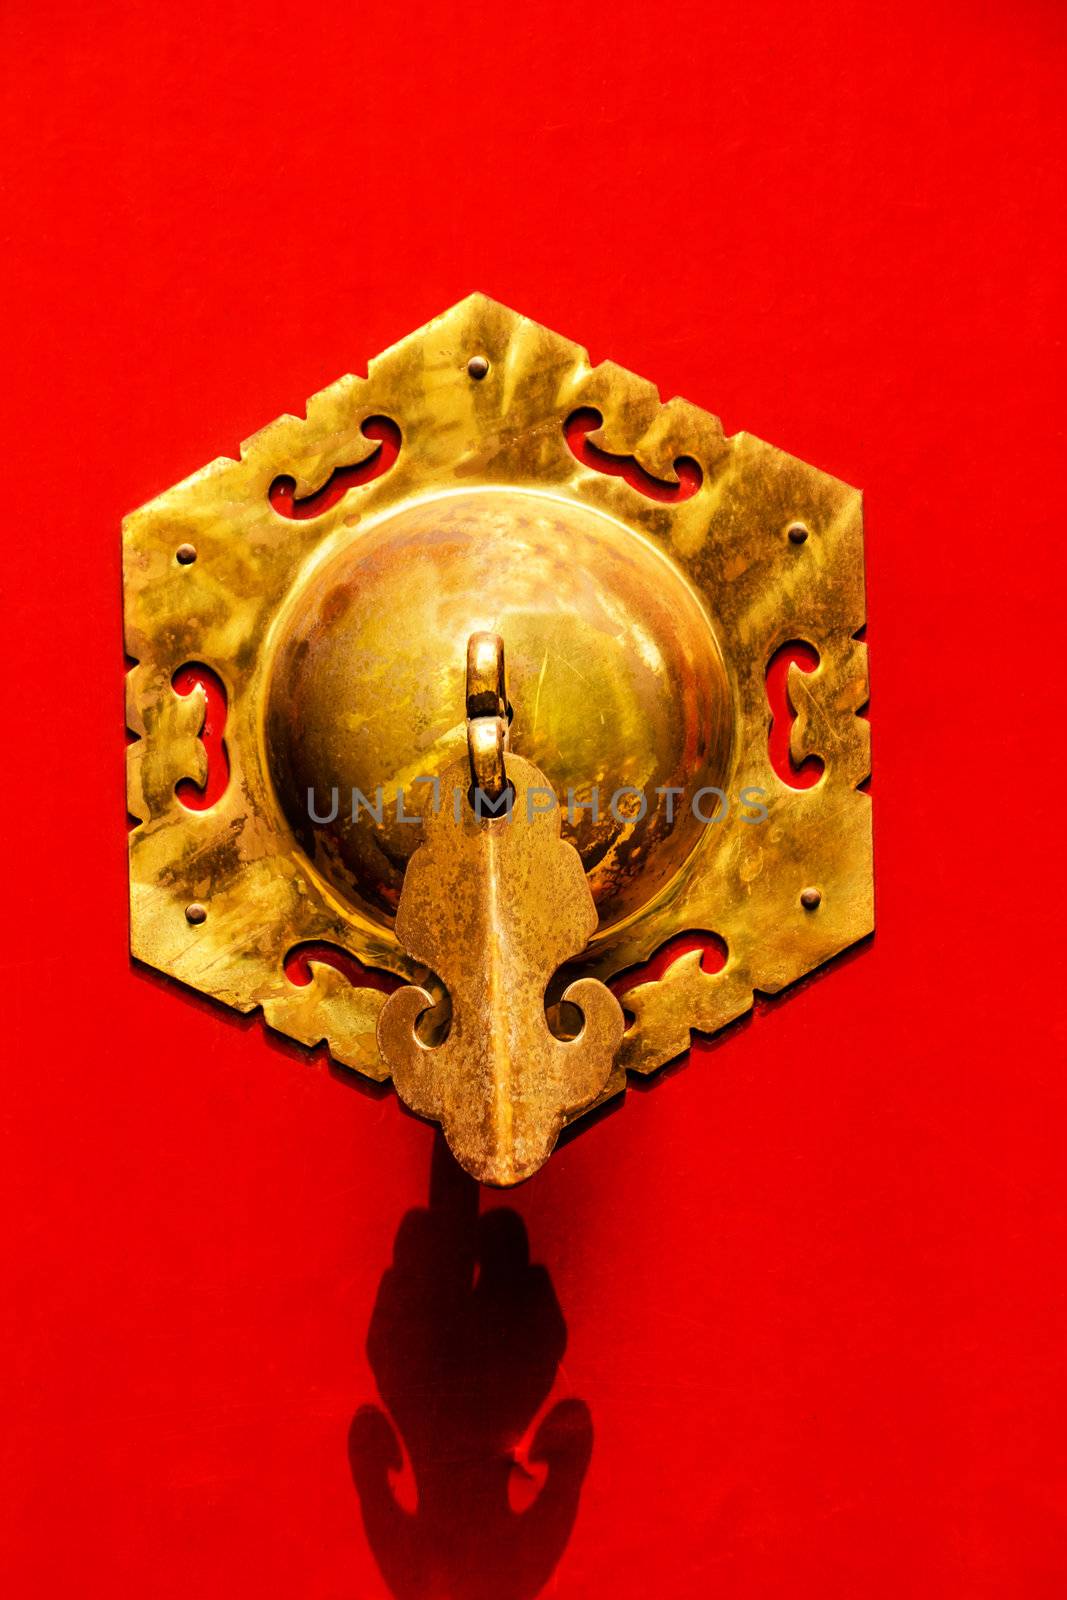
[124, 294, 871, 1182]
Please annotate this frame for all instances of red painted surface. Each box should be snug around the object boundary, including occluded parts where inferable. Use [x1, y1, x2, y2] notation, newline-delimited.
[2, 3, 1065, 1595]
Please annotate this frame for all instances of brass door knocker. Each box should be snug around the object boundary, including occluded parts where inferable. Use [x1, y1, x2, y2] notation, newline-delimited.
[124, 295, 871, 1184]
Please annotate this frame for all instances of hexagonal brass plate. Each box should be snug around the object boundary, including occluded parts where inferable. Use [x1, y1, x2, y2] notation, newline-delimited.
[125, 294, 871, 1107]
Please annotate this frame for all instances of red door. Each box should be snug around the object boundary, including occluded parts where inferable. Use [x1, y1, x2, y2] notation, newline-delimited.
[3, 4, 1065, 1595]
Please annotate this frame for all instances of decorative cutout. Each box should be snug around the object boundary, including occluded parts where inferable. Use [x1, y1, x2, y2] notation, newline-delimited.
[612, 930, 728, 1006]
[284, 941, 402, 997]
[564, 407, 702, 503]
[766, 640, 824, 789]
[269, 415, 401, 519]
[171, 663, 230, 809]
[262, 945, 397, 1080]
[615, 945, 751, 1077]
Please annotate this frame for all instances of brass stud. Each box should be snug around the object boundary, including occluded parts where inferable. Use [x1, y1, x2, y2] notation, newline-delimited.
[787, 522, 809, 545]
[467, 355, 490, 380]
[176, 543, 198, 564]
[800, 887, 822, 910]
[185, 902, 208, 925]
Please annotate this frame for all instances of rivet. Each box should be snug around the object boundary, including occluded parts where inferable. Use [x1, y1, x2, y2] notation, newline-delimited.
[467, 355, 490, 380]
[800, 887, 822, 911]
[185, 902, 208, 925]
[176, 544, 198, 565]
[787, 522, 809, 545]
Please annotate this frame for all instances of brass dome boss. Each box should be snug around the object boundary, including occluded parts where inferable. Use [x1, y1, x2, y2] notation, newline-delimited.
[124, 295, 872, 1185]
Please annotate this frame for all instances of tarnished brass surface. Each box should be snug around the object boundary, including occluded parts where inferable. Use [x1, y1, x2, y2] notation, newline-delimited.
[264, 487, 730, 929]
[378, 751, 624, 1185]
[125, 293, 872, 1159]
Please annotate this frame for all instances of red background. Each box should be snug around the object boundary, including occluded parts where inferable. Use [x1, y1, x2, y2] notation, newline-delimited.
[3, 2, 1065, 1595]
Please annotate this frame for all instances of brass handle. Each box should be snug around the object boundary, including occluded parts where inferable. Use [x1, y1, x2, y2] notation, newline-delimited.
[376, 632, 624, 1185]
[465, 632, 509, 805]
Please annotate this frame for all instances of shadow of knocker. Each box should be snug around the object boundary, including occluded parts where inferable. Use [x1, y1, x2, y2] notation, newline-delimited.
[349, 1135, 593, 1600]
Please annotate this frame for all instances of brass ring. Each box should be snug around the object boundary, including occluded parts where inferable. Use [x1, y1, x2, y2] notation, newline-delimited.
[466, 632, 509, 803]
[467, 714, 509, 803]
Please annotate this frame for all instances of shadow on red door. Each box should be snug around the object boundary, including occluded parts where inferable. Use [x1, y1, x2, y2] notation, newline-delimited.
[350, 1136, 592, 1599]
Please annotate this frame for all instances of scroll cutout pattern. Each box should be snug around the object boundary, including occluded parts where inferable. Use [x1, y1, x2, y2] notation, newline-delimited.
[269, 416, 401, 519]
[564, 407, 702, 503]
[261, 943, 400, 1081]
[766, 641, 824, 789]
[171, 663, 230, 810]
[612, 930, 728, 1007]
[283, 941, 402, 998]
